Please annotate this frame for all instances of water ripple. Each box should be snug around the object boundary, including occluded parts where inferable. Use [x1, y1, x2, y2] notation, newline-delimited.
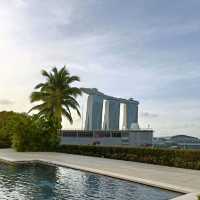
[0, 163, 181, 200]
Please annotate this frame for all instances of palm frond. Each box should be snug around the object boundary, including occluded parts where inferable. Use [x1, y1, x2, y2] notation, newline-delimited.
[34, 83, 45, 89]
[62, 108, 73, 124]
[63, 99, 81, 116]
[63, 96, 79, 106]
[30, 91, 49, 102]
[66, 75, 80, 84]
[28, 103, 47, 113]
[65, 87, 82, 97]
[62, 104, 71, 117]
[29, 66, 81, 126]
[41, 69, 51, 79]
[60, 66, 69, 76]
[52, 67, 58, 76]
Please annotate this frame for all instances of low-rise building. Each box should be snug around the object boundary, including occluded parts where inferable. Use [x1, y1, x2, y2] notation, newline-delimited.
[61, 129, 153, 147]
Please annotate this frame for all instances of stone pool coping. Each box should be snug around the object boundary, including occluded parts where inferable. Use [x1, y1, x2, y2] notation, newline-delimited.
[0, 149, 199, 200]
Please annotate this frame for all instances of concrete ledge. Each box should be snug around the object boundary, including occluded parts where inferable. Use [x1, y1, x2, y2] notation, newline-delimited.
[38, 160, 191, 194]
[171, 193, 199, 200]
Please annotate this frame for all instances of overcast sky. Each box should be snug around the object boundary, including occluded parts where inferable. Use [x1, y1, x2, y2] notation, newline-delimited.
[0, 0, 200, 137]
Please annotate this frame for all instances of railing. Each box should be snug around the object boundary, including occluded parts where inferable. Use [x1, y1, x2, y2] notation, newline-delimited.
[61, 129, 153, 138]
[62, 130, 122, 138]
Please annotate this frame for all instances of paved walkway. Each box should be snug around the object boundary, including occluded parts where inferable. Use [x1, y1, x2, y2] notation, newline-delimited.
[0, 149, 199, 200]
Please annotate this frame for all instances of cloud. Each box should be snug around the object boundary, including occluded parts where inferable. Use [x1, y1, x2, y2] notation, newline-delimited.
[140, 112, 158, 118]
[0, 0, 200, 136]
[0, 99, 14, 105]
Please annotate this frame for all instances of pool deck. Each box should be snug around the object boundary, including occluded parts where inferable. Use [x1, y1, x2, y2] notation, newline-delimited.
[0, 148, 199, 200]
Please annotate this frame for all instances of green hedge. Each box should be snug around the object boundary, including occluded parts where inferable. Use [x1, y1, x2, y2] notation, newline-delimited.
[12, 115, 60, 152]
[0, 111, 25, 148]
[0, 141, 10, 148]
[57, 145, 200, 170]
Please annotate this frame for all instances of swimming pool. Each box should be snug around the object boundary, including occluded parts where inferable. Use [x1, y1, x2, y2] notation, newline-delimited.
[0, 162, 181, 200]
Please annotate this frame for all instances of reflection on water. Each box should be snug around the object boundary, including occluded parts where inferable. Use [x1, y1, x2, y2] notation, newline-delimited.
[0, 163, 181, 200]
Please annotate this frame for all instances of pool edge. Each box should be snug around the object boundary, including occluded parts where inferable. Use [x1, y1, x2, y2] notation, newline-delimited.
[0, 157, 196, 200]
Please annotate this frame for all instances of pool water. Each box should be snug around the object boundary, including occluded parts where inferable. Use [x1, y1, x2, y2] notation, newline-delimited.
[0, 162, 181, 200]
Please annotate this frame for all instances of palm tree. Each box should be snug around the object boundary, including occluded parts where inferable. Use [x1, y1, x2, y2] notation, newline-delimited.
[29, 66, 82, 129]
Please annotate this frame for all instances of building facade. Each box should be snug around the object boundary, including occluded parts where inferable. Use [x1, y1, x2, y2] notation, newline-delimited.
[103, 100, 120, 130]
[61, 129, 153, 147]
[126, 100, 139, 129]
[82, 88, 139, 131]
[65, 88, 153, 147]
[84, 94, 104, 130]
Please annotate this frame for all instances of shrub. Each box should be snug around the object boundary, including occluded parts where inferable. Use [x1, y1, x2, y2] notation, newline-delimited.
[12, 115, 60, 152]
[0, 111, 60, 151]
[57, 145, 200, 170]
[0, 111, 26, 148]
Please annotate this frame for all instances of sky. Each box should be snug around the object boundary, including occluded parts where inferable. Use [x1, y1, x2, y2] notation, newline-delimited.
[0, 0, 200, 137]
